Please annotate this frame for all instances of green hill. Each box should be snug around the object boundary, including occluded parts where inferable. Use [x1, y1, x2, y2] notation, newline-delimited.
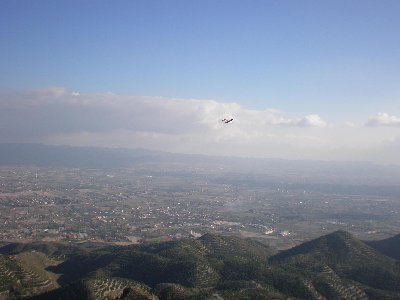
[0, 241, 103, 259]
[29, 277, 157, 300]
[0, 251, 62, 299]
[48, 234, 273, 289]
[271, 230, 392, 265]
[1, 231, 400, 299]
[270, 230, 400, 299]
[367, 233, 400, 260]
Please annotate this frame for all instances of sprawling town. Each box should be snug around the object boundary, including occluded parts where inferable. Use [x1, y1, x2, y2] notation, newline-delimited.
[1, 164, 399, 249]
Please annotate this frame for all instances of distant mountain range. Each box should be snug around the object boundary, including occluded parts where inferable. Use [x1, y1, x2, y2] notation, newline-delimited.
[0, 230, 399, 299]
[0, 143, 170, 168]
[1, 143, 400, 187]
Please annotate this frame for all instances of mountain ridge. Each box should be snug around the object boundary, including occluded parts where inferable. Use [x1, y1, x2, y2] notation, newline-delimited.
[2, 143, 400, 189]
[367, 233, 400, 260]
[1, 230, 400, 299]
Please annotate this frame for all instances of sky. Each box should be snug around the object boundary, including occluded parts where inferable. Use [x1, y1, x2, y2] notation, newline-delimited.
[1, 1, 400, 164]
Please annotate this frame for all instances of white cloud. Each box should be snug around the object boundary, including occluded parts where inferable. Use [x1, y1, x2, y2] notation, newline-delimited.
[0, 88, 328, 138]
[366, 112, 400, 127]
[294, 114, 327, 128]
[2, 87, 400, 164]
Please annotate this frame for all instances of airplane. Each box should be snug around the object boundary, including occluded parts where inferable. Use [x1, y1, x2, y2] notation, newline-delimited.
[222, 118, 233, 123]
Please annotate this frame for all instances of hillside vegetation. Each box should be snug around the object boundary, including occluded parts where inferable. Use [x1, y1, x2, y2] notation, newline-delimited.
[0, 231, 399, 299]
[367, 233, 400, 260]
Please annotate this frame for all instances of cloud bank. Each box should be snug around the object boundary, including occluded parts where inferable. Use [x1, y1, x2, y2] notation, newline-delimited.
[0, 88, 399, 164]
[366, 113, 400, 127]
[0, 87, 326, 139]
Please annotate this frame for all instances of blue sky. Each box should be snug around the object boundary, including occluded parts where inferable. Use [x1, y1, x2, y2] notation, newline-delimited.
[1, 1, 400, 163]
[2, 1, 400, 114]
